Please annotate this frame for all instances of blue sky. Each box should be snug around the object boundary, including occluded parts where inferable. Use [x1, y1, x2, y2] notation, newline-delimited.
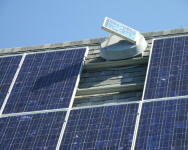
[0, 0, 188, 49]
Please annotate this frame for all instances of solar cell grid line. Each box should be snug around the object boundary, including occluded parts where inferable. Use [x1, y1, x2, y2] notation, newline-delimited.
[0, 111, 67, 150]
[59, 103, 138, 150]
[143, 35, 188, 100]
[0, 55, 23, 112]
[3, 48, 87, 114]
[135, 98, 188, 150]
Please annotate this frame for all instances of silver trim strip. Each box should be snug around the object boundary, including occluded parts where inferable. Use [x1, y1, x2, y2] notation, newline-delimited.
[56, 47, 89, 150]
[154, 34, 188, 40]
[26, 47, 88, 55]
[0, 53, 23, 58]
[143, 95, 188, 103]
[72, 100, 140, 110]
[0, 107, 68, 118]
[131, 39, 154, 150]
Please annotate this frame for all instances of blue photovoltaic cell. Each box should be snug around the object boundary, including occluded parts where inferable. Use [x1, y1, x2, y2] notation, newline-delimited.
[0, 56, 21, 108]
[60, 103, 138, 150]
[144, 36, 188, 99]
[0, 111, 66, 150]
[3, 48, 86, 113]
[135, 99, 188, 150]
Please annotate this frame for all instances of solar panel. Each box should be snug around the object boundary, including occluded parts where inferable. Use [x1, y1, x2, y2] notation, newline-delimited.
[0, 111, 66, 150]
[102, 17, 137, 43]
[135, 99, 188, 150]
[0, 56, 22, 109]
[60, 103, 138, 150]
[143, 36, 188, 100]
[3, 48, 86, 113]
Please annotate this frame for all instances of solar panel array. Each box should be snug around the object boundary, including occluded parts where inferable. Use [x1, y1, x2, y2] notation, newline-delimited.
[1, 35, 188, 150]
[133, 35, 188, 150]
[0, 48, 88, 150]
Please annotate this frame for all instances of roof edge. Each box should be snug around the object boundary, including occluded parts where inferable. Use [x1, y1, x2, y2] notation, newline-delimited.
[0, 37, 105, 55]
[0, 28, 188, 55]
[142, 28, 188, 38]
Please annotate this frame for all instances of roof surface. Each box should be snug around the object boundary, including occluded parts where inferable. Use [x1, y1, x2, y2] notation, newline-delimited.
[1, 28, 188, 107]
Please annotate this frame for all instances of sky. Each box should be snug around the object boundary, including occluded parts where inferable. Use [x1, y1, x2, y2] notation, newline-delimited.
[0, 0, 188, 49]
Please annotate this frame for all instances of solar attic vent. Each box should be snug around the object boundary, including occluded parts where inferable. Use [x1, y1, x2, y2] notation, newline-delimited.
[100, 17, 147, 60]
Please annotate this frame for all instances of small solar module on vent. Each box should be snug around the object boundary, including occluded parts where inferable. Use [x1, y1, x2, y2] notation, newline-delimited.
[3, 48, 86, 113]
[60, 103, 138, 150]
[0, 56, 21, 108]
[0, 111, 66, 150]
[135, 99, 188, 150]
[144, 36, 188, 99]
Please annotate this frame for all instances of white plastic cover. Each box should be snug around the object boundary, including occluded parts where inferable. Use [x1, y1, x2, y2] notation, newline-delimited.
[100, 33, 147, 60]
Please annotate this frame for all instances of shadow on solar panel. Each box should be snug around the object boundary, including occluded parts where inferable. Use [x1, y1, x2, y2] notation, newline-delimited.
[32, 63, 81, 90]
